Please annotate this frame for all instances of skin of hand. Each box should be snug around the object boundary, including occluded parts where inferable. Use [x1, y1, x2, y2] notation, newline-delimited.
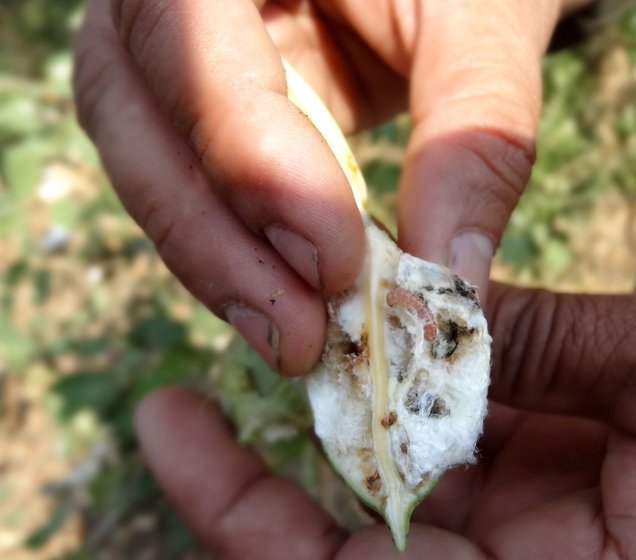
[134, 286, 636, 559]
[74, 0, 591, 376]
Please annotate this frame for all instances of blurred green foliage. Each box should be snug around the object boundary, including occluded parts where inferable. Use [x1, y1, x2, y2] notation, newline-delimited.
[0, 1, 84, 75]
[0, 1, 634, 558]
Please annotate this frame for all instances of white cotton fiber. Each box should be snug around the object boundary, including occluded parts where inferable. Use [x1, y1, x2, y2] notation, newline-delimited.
[305, 224, 491, 548]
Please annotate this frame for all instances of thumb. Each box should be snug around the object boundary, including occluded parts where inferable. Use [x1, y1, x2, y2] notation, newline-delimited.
[398, 0, 561, 301]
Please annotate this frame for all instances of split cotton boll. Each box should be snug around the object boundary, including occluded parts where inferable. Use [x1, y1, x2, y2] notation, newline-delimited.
[283, 60, 491, 551]
[306, 225, 491, 551]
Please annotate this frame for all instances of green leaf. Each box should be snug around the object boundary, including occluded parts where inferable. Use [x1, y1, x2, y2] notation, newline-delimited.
[57, 114, 99, 165]
[0, 191, 26, 238]
[128, 310, 188, 349]
[620, 6, 636, 35]
[0, 95, 43, 138]
[498, 233, 538, 270]
[163, 508, 198, 555]
[2, 259, 28, 287]
[110, 345, 212, 441]
[2, 137, 52, 198]
[51, 372, 120, 420]
[51, 198, 80, 228]
[230, 389, 305, 443]
[44, 52, 71, 95]
[0, 314, 36, 371]
[370, 117, 411, 145]
[24, 504, 74, 549]
[363, 159, 401, 194]
[542, 239, 573, 275]
[61, 336, 110, 357]
[32, 267, 50, 304]
[188, 302, 230, 341]
[235, 343, 279, 395]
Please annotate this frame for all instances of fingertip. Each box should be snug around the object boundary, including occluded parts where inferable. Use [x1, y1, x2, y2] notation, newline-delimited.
[319, 220, 366, 297]
[277, 293, 328, 376]
[134, 386, 201, 444]
[264, 225, 322, 290]
[449, 231, 494, 303]
[398, 128, 533, 305]
[220, 270, 327, 377]
[133, 385, 169, 438]
[224, 300, 325, 378]
[215, 94, 367, 297]
[226, 304, 282, 371]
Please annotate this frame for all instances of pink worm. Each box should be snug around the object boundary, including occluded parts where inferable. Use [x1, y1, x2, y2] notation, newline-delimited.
[386, 287, 437, 340]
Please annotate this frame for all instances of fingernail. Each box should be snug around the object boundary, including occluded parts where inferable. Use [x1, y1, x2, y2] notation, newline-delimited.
[264, 225, 321, 290]
[225, 305, 280, 370]
[449, 232, 494, 301]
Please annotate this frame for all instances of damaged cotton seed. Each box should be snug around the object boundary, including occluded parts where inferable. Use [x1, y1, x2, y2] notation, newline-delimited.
[381, 411, 397, 428]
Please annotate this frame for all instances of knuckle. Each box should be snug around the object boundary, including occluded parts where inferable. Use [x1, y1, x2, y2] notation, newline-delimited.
[111, 0, 185, 132]
[588, 297, 636, 419]
[111, 0, 172, 70]
[493, 288, 560, 400]
[460, 129, 536, 205]
[137, 194, 179, 256]
[72, 28, 122, 135]
[110, 0, 128, 34]
[110, 0, 144, 45]
[153, 214, 178, 257]
[184, 111, 212, 160]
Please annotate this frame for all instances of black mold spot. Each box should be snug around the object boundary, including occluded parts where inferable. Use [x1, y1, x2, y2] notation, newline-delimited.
[404, 387, 449, 418]
[431, 319, 477, 359]
[454, 276, 480, 306]
[437, 287, 454, 295]
[345, 339, 362, 356]
[365, 471, 381, 493]
[404, 386, 422, 414]
[430, 397, 449, 418]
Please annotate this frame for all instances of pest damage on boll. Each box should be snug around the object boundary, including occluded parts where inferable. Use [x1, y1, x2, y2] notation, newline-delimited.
[284, 60, 491, 552]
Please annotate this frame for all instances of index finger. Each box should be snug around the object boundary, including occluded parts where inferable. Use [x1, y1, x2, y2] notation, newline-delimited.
[111, 0, 365, 294]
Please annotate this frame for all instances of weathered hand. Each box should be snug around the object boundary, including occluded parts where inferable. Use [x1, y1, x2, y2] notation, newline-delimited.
[74, 0, 591, 374]
[135, 285, 636, 559]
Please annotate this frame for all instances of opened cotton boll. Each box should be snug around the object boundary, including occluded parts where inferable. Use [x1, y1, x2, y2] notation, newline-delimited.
[306, 224, 491, 550]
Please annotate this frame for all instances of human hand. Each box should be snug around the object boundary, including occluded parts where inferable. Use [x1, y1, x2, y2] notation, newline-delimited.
[74, 0, 592, 375]
[134, 284, 636, 559]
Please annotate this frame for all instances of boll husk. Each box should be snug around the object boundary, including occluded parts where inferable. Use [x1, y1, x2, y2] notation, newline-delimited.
[284, 60, 491, 551]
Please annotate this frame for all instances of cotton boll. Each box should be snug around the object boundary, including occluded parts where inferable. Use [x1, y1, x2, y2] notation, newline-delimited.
[305, 224, 491, 550]
[282, 56, 490, 553]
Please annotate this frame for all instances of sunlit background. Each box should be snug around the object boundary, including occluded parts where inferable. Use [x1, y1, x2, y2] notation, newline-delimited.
[0, 2, 635, 558]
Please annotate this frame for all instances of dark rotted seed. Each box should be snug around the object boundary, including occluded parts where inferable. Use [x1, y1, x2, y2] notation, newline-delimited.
[366, 472, 382, 493]
[430, 397, 449, 418]
[381, 411, 397, 428]
[454, 276, 480, 306]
